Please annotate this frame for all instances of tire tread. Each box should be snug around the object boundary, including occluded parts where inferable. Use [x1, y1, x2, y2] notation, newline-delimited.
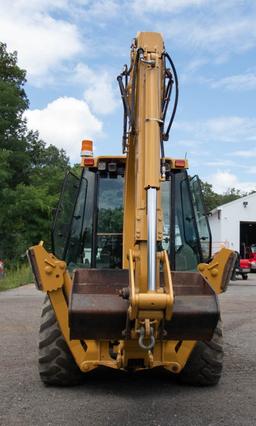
[38, 296, 84, 386]
[178, 320, 224, 386]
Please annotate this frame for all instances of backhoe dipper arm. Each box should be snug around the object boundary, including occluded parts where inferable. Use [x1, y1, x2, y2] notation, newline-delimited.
[121, 33, 174, 346]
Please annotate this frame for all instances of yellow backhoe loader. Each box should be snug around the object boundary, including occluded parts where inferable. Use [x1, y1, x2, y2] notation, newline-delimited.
[27, 32, 236, 386]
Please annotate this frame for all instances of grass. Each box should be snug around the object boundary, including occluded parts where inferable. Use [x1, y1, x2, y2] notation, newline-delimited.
[0, 264, 34, 291]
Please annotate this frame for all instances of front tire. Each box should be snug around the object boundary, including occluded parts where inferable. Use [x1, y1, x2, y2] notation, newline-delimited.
[178, 320, 223, 386]
[38, 296, 84, 386]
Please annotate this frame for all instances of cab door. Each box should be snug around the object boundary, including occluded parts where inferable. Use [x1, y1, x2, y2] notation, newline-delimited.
[189, 175, 212, 262]
[51, 171, 88, 262]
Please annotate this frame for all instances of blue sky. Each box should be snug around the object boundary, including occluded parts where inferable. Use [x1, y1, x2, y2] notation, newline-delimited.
[1, 0, 256, 193]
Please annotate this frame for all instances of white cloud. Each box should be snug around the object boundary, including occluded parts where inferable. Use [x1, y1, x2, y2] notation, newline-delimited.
[175, 139, 203, 148]
[164, 17, 256, 54]
[11, 0, 69, 12]
[233, 149, 256, 158]
[175, 116, 256, 144]
[86, 0, 119, 19]
[212, 72, 256, 91]
[132, 0, 205, 14]
[25, 97, 103, 162]
[247, 166, 256, 174]
[180, 58, 209, 83]
[74, 63, 118, 115]
[158, 2, 256, 57]
[205, 160, 237, 168]
[183, 58, 208, 73]
[0, 1, 82, 80]
[208, 171, 256, 194]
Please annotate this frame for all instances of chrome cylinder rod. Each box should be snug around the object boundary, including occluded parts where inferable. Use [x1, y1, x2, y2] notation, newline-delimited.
[147, 188, 157, 291]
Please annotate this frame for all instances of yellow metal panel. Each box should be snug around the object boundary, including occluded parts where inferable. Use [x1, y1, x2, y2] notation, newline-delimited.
[198, 247, 236, 294]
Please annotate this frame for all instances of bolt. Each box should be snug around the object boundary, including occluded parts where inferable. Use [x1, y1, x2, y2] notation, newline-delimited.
[44, 266, 52, 275]
[198, 264, 205, 272]
[59, 261, 65, 270]
[211, 268, 218, 277]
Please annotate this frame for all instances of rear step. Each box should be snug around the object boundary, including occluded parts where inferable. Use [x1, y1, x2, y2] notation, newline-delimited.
[69, 269, 219, 341]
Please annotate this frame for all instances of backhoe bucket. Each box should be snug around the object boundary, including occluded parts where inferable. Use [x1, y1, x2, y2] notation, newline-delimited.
[69, 269, 219, 341]
[69, 269, 129, 340]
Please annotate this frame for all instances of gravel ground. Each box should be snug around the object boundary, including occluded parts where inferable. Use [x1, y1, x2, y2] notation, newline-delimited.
[0, 277, 256, 426]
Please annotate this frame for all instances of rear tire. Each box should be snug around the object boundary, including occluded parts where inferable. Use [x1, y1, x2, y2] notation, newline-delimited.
[178, 320, 223, 386]
[38, 296, 84, 386]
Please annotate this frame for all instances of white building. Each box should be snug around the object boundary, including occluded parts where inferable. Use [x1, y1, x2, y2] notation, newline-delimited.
[209, 193, 256, 257]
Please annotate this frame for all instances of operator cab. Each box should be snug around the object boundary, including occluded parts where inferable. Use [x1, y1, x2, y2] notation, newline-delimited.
[52, 156, 211, 271]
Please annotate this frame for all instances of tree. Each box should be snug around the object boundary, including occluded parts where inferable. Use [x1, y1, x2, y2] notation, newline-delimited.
[221, 188, 243, 205]
[0, 42, 69, 265]
[200, 180, 244, 213]
[0, 43, 30, 187]
[200, 181, 221, 212]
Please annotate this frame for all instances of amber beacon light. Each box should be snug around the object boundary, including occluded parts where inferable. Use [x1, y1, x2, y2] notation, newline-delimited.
[81, 139, 93, 157]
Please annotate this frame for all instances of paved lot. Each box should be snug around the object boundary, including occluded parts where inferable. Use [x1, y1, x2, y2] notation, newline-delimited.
[0, 276, 256, 426]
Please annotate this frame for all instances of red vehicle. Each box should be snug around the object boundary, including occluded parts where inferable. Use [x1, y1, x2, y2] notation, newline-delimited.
[238, 258, 250, 280]
[248, 244, 256, 272]
[232, 252, 250, 280]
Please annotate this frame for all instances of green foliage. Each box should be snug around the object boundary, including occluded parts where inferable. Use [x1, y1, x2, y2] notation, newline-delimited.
[0, 264, 33, 291]
[221, 187, 244, 204]
[98, 207, 123, 233]
[0, 42, 69, 267]
[200, 180, 245, 213]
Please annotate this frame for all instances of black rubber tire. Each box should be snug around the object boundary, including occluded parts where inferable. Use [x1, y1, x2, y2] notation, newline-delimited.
[38, 296, 84, 386]
[242, 274, 248, 280]
[178, 320, 223, 386]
